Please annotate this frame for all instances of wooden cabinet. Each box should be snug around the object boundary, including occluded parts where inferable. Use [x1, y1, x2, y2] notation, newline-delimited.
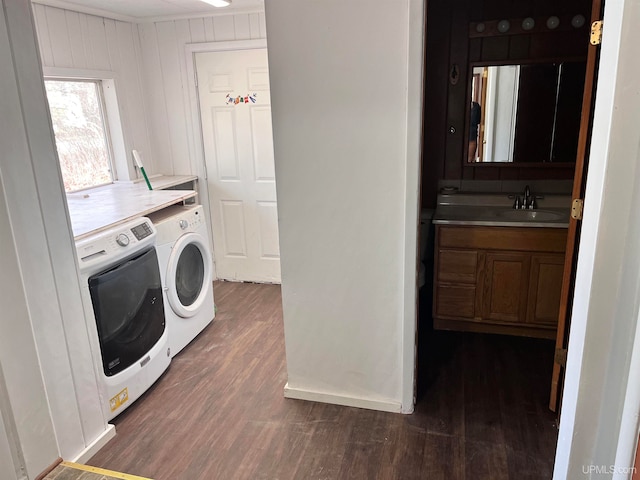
[433, 225, 567, 339]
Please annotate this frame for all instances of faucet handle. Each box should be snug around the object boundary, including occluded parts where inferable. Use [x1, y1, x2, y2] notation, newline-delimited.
[513, 196, 522, 209]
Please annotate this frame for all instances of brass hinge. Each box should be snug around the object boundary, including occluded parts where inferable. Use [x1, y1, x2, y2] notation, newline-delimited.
[555, 348, 568, 367]
[590, 20, 603, 45]
[571, 198, 584, 220]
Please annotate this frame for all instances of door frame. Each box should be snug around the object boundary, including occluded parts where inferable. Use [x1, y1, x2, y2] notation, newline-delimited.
[553, 0, 640, 476]
[185, 39, 268, 281]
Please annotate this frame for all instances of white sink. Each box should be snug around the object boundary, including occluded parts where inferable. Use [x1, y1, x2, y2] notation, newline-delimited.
[498, 210, 565, 222]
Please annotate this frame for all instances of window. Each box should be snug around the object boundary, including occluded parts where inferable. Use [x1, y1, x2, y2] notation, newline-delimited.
[44, 79, 114, 192]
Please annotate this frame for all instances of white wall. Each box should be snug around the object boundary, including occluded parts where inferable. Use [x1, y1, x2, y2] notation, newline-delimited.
[0, 5, 61, 470]
[0, 399, 20, 480]
[30, 2, 268, 184]
[3, 0, 110, 466]
[553, 0, 640, 476]
[0, 182, 57, 479]
[32, 2, 153, 178]
[264, 0, 423, 412]
[136, 11, 266, 176]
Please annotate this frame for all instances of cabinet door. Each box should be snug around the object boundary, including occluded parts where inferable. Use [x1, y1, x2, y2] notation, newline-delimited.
[482, 252, 530, 324]
[527, 254, 564, 326]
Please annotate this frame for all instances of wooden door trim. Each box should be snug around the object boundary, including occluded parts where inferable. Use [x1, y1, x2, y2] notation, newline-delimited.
[549, 0, 603, 412]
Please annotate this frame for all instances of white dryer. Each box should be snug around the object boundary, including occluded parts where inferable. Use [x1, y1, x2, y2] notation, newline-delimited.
[149, 204, 215, 357]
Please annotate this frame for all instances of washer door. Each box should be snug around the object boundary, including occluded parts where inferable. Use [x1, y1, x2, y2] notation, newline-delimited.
[166, 232, 213, 318]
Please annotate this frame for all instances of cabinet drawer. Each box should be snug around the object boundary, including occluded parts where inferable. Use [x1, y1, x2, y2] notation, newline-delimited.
[435, 284, 476, 319]
[438, 225, 567, 253]
[437, 249, 478, 284]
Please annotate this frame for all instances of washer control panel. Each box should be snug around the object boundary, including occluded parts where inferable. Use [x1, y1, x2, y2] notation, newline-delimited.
[131, 221, 153, 241]
[76, 217, 157, 273]
[116, 233, 130, 247]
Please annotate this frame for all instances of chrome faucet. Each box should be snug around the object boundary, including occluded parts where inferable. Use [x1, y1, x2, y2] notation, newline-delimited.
[523, 185, 537, 209]
[513, 185, 537, 210]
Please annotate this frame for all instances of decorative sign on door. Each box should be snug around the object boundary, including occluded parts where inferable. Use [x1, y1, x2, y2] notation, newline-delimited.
[225, 93, 257, 105]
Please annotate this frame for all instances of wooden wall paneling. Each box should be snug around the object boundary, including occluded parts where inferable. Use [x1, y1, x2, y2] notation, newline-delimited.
[468, 38, 482, 62]
[64, 11, 88, 69]
[45, 7, 73, 68]
[103, 17, 133, 175]
[444, 0, 468, 180]
[508, 35, 531, 61]
[480, 36, 509, 62]
[138, 22, 174, 175]
[213, 15, 235, 41]
[85, 15, 111, 71]
[155, 20, 192, 175]
[33, 5, 153, 177]
[428, 0, 592, 184]
[32, 4, 54, 67]
[174, 19, 198, 176]
[473, 167, 499, 180]
[468, 0, 484, 22]
[258, 13, 267, 39]
[203, 17, 216, 42]
[422, 0, 452, 206]
[499, 168, 520, 180]
[233, 14, 251, 40]
[249, 13, 262, 40]
[115, 20, 154, 174]
[189, 18, 207, 44]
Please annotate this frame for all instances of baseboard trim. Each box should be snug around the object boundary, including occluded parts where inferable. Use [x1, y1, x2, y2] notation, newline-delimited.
[71, 424, 116, 464]
[283, 383, 402, 413]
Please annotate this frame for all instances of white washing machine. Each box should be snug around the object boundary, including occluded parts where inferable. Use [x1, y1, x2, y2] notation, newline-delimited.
[148, 204, 215, 357]
[76, 217, 171, 421]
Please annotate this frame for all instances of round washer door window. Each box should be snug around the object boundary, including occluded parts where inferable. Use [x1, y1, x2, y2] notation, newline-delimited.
[166, 232, 213, 318]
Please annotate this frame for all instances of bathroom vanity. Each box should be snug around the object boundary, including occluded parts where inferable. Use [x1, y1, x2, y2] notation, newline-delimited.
[432, 192, 570, 339]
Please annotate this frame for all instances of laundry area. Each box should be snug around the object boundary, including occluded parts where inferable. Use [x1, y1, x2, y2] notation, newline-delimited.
[69, 175, 215, 421]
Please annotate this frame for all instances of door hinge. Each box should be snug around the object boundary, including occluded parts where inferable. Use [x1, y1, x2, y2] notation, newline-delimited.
[555, 348, 568, 367]
[571, 198, 584, 220]
[590, 20, 603, 45]
[194, 70, 199, 87]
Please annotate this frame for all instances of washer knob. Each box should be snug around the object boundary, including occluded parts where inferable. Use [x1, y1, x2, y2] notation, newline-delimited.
[179, 220, 189, 230]
[116, 233, 130, 247]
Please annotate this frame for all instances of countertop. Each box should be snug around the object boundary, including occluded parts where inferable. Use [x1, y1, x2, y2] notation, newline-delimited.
[68, 175, 197, 240]
[432, 193, 571, 228]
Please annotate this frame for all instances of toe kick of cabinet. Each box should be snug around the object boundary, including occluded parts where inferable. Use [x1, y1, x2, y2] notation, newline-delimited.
[432, 225, 567, 339]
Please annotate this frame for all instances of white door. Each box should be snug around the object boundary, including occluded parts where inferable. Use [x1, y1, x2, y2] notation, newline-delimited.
[196, 49, 280, 283]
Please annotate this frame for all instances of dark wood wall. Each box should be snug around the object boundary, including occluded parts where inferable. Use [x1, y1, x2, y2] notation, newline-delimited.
[421, 0, 593, 208]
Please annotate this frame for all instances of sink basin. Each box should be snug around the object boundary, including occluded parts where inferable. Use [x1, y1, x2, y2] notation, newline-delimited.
[498, 210, 565, 222]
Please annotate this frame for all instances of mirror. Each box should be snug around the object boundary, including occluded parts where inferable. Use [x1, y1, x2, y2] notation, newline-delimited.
[467, 61, 586, 164]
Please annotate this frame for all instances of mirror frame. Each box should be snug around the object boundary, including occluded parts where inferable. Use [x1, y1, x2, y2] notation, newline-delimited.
[464, 58, 583, 168]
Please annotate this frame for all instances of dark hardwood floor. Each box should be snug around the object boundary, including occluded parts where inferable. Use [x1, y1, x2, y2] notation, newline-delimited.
[88, 281, 558, 479]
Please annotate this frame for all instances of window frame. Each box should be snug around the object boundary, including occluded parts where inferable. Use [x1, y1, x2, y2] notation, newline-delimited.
[42, 67, 131, 190]
[44, 77, 116, 191]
